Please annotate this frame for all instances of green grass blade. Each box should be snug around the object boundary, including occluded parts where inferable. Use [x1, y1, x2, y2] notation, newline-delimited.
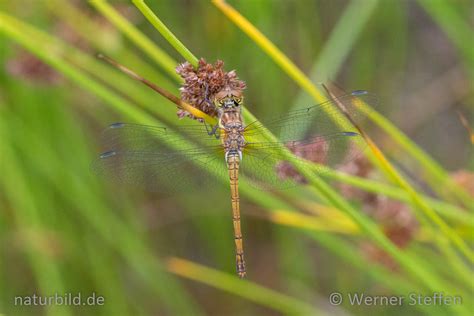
[0, 114, 72, 316]
[132, 0, 199, 67]
[323, 170, 473, 227]
[301, 0, 378, 82]
[362, 104, 474, 208]
[416, 0, 474, 80]
[0, 13, 205, 315]
[88, 0, 181, 81]
[166, 257, 323, 315]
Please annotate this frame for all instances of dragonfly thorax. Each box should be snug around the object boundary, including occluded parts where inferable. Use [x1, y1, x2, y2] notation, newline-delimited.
[222, 123, 245, 160]
[220, 106, 245, 163]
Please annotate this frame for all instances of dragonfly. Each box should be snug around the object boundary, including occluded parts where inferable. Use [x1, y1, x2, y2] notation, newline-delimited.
[92, 57, 374, 278]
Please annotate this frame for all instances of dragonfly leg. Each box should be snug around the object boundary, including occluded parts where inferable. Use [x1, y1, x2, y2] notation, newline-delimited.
[202, 82, 214, 108]
[204, 122, 221, 139]
[198, 82, 216, 111]
[211, 124, 220, 139]
[204, 122, 220, 139]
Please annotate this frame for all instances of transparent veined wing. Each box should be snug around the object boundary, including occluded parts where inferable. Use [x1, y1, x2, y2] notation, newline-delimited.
[92, 91, 376, 192]
[240, 131, 364, 190]
[101, 122, 225, 148]
[239, 91, 376, 189]
[243, 90, 377, 143]
[91, 122, 229, 193]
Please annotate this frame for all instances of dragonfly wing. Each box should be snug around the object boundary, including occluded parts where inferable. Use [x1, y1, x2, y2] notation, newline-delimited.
[91, 123, 228, 193]
[241, 131, 365, 190]
[239, 91, 375, 189]
[244, 91, 377, 143]
[101, 122, 223, 148]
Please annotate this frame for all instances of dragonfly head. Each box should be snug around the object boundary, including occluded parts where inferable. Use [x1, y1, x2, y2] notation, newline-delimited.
[214, 87, 243, 110]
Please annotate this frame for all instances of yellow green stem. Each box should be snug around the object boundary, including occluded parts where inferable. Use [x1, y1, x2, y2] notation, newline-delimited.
[89, 0, 181, 80]
[132, 0, 199, 67]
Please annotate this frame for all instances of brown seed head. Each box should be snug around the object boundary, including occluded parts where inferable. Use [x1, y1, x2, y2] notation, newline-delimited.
[6, 49, 62, 85]
[332, 150, 419, 269]
[357, 186, 418, 270]
[276, 137, 329, 184]
[336, 146, 375, 200]
[176, 58, 246, 120]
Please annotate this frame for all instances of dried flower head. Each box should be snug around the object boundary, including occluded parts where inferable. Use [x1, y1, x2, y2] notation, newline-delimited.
[360, 242, 399, 271]
[276, 161, 308, 185]
[6, 49, 62, 85]
[337, 154, 374, 199]
[359, 196, 418, 271]
[176, 58, 246, 120]
[276, 138, 329, 184]
[357, 194, 419, 270]
[373, 196, 418, 246]
[330, 150, 419, 270]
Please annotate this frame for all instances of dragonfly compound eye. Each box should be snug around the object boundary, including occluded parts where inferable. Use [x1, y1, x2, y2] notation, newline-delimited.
[216, 99, 225, 107]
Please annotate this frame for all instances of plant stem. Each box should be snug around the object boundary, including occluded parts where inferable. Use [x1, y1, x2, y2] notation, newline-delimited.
[165, 257, 321, 315]
[89, 0, 181, 81]
[212, 0, 327, 104]
[132, 0, 199, 67]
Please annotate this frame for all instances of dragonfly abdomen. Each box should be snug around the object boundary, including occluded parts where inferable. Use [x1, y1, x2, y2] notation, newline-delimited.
[227, 153, 246, 278]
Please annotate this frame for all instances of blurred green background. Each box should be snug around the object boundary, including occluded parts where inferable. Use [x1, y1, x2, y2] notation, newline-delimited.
[0, 1, 472, 315]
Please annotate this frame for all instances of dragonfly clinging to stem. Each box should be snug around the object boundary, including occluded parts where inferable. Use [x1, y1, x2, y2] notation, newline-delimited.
[92, 55, 374, 278]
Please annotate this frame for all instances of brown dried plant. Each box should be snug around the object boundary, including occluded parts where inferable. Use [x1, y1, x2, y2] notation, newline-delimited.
[176, 58, 246, 120]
